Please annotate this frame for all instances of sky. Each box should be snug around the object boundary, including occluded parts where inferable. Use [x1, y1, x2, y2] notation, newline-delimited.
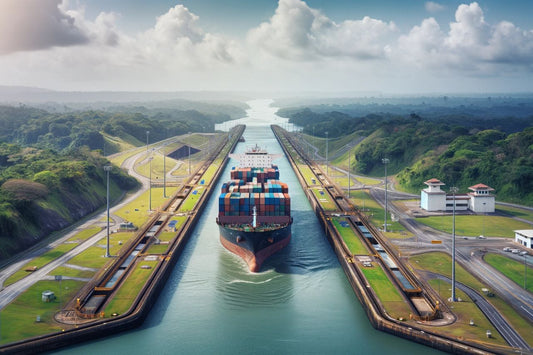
[0, 0, 532, 94]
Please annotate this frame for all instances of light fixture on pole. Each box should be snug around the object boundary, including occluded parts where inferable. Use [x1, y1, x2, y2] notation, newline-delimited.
[149, 155, 153, 211]
[146, 130, 150, 151]
[104, 165, 112, 257]
[348, 147, 351, 198]
[163, 144, 167, 198]
[450, 186, 459, 302]
[525, 253, 528, 290]
[325, 131, 329, 176]
[188, 134, 191, 175]
[382, 158, 389, 232]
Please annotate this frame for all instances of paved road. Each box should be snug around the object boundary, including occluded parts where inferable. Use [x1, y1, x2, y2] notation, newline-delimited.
[421, 271, 531, 351]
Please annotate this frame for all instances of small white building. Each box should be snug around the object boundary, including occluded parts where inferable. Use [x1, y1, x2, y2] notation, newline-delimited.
[515, 230, 533, 249]
[421, 178, 446, 211]
[468, 183, 495, 213]
[420, 179, 495, 213]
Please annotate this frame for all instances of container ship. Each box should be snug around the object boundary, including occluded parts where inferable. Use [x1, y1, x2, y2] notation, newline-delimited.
[216, 144, 292, 272]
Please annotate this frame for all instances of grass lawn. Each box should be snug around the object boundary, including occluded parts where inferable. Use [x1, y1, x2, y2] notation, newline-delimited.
[202, 164, 220, 185]
[0, 280, 84, 345]
[332, 218, 368, 255]
[360, 265, 412, 320]
[135, 151, 180, 180]
[115, 187, 177, 227]
[109, 147, 144, 168]
[103, 260, 158, 316]
[312, 188, 337, 211]
[298, 164, 317, 186]
[410, 252, 533, 345]
[145, 244, 169, 254]
[179, 187, 204, 212]
[426, 279, 507, 346]
[4, 243, 80, 287]
[355, 176, 382, 185]
[496, 205, 533, 223]
[48, 266, 96, 279]
[66, 226, 101, 242]
[416, 215, 531, 237]
[347, 189, 405, 235]
[484, 253, 533, 292]
[68, 246, 115, 269]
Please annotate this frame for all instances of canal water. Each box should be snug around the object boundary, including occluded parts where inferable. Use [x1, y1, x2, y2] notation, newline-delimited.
[58, 100, 436, 354]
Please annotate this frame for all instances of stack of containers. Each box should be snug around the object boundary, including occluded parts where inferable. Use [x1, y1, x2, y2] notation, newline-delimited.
[219, 166, 291, 219]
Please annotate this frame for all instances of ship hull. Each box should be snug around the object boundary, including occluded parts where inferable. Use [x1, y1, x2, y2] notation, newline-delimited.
[218, 224, 291, 272]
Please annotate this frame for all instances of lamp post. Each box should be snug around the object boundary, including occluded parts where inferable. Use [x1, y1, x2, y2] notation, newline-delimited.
[146, 130, 150, 151]
[188, 134, 191, 175]
[382, 158, 389, 232]
[525, 254, 528, 290]
[325, 131, 329, 176]
[481, 202, 486, 238]
[348, 147, 351, 198]
[163, 145, 167, 198]
[104, 165, 112, 257]
[149, 156, 153, 211]
[450, 186, 459, 301]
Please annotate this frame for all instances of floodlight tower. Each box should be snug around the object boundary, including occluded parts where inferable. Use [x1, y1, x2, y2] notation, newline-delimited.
[382, 158, 389, 232]
[450, 186, 459, 301]
[104, 165, 112, 257]
[149, 155, 153, 211]
[146, 131, 150, 151]
[325, 131, 329, 176]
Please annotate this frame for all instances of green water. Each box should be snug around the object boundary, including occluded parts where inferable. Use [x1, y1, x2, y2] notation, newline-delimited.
[58, 100, 436, 354]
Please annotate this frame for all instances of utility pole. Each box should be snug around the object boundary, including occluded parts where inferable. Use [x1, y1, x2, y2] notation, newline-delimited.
[382, 158, 389, 232]
[450, 186, 459, 301]
[348, 147, 351, 198]
[163, 144, 167, 198]
[149, 155, 153, 211]
[525, 254, 528, 290]
[104, 165, 112, 257]
[146, 130, 150, 151]
[325, 131, 329, 176]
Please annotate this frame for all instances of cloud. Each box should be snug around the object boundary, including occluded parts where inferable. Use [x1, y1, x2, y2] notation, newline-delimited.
[247, 0, 395, 60]
[0, 0, 90, 54]
[425, 2, 445, 13]
[139, 5, 243, 67]
[398, 2, 533, 70]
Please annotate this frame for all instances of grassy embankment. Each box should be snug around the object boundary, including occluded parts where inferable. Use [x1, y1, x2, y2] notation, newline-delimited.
[348, 189, 410, 239]
[410, 252, 533, 347]
[103, 260, 158, 316]
[484, 253, 533, 292]
[415, 215, 531, 238]
[3, 227, 102, 287]
[0, 280, 84, 345]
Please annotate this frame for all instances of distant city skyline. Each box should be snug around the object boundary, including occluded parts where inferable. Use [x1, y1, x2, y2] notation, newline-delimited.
[0, 0, 532, 94]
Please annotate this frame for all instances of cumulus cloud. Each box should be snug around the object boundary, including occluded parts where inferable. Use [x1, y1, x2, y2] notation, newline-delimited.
[0, 0, 90, 54]
[425, 2, 445, 13]
[139, 5, 242, 68]
[398, 2, 533, 70]
[247, 0, 395, 60]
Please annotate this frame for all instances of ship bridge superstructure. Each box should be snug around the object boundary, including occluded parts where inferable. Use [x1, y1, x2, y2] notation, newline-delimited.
[230, 144, 282, 168]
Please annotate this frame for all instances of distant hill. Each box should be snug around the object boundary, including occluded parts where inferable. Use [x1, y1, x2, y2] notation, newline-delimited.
[280, 103, 533, 204]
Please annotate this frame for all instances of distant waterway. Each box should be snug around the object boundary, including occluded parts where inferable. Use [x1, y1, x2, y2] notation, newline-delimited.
[58, 100, 438, 354]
